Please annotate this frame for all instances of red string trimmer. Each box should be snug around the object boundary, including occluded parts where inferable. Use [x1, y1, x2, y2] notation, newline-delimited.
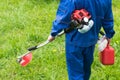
[17, 9, 93, 67]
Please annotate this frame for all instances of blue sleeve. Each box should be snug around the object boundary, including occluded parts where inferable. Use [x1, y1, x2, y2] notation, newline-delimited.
[50, 1, 75, 37]
[102, 0, 115, 39]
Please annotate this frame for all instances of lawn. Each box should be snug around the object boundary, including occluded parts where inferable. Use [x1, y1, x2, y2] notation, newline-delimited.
[0, 0, 120, 80]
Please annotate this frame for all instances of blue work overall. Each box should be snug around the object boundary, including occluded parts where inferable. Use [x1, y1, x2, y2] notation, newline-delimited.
[50, 0, 115, 80]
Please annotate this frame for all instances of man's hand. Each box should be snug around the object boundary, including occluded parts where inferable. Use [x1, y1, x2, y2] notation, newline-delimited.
[47, 35, 55, 42]
[98, 36, 108, 52]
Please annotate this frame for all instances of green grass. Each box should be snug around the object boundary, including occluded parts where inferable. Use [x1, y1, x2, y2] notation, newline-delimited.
[0, 0, 120, 80]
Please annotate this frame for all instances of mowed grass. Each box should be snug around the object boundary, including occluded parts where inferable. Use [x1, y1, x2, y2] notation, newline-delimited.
[0, 0, 120, 80]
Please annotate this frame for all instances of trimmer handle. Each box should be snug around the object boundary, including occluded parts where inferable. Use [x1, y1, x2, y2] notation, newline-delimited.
[28, 40, 49, 51]
[28, 46, 37, 51]
[64, 20, 78, 33]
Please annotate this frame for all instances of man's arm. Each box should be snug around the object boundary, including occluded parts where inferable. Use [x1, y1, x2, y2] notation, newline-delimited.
[50, 1, 75, 37]
[102, 0, 115, 39]
[48, 1, 75, 42]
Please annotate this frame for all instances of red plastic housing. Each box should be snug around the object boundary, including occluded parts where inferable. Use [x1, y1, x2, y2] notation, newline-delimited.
[71, 9, 91, 21]
[100, 44, 115, 65]
[20, 52, 32, 66]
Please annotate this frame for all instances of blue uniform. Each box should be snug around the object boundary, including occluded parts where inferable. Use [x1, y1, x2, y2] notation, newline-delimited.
[50, 0, 115, 80]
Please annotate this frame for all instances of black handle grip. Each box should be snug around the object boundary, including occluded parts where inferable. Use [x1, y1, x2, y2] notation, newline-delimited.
[64, 26, 75, 33]
[28, 46, 37, 51]
[64, 20, 78, 33]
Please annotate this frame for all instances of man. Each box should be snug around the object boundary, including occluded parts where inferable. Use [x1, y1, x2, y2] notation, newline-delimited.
[48, 0, 115, 80]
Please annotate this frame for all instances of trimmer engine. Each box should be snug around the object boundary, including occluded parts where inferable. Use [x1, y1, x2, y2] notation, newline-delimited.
[64, 9, 94, 33]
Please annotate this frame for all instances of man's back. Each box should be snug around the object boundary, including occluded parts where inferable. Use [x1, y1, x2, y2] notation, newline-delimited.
[65, 0, 114, 47]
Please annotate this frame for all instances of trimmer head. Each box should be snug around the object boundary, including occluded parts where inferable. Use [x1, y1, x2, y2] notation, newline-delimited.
[17, 40, 50, 67]
[17, 52, 32, 67]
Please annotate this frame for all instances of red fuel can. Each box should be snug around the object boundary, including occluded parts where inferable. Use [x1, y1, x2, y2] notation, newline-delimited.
[100, 43, 115, 65]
